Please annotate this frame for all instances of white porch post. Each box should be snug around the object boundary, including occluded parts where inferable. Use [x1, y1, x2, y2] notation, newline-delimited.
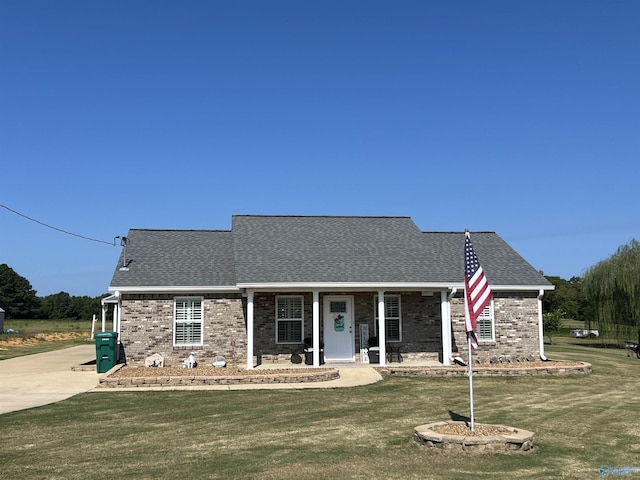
[114, 302, 120, 339]
[440, 290, 452, 366]
[313, 291, 320, 367]
[378, 291, 387, 366]
[101, 302, 107, 333]
[538, 289, 547, 361]
[246, 290, 255, 370]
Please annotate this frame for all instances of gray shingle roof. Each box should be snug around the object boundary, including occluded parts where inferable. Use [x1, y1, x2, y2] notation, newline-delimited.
[109, 229, 236, 288]
[108, 216, 551, 290]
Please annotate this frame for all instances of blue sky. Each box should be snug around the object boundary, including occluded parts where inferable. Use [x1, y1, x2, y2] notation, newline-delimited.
[1, 1, 638, 297]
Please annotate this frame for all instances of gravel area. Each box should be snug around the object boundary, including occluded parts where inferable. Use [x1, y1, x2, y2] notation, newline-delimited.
[432, 424, 511, 437]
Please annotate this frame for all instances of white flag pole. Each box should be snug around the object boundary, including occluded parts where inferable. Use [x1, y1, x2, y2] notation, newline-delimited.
[467, 332, 475, 431]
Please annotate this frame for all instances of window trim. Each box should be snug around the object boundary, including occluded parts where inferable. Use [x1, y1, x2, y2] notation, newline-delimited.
[374, 294, 402, 343]
[275, 295, 304, 344]
[173, 296, 204, 347]
[476, 301, 495, 342]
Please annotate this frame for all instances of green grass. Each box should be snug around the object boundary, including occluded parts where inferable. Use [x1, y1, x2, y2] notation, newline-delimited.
[0, 319, 111, 360]
[1, 335, 640, 479]
[3, 319, 97, 334]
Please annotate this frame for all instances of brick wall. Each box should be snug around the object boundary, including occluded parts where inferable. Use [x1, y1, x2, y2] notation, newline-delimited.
[450, 292, 540, 363]
[120, 293, 246, 367]
[119, 290, 541, 367]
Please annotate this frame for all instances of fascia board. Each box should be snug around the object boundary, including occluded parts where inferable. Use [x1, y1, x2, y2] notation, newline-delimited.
[109, 285, 241, 294]
[108, 283, 554, 294]
[237, 282, 457, 291]
[492, 284, 555, 291]
[238, 282, 555, 292]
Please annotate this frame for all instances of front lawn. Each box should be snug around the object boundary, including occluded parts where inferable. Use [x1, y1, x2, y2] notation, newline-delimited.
[1, 336, 639, 479]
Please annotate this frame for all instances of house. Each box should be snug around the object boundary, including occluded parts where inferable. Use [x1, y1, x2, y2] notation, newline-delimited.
[104, 215, 554, 368]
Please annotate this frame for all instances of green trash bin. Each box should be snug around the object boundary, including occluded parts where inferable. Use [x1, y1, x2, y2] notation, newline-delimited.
[95, 331, 118, 373]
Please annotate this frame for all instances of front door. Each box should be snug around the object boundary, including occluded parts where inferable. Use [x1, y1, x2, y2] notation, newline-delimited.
[323, 296, 355, 362]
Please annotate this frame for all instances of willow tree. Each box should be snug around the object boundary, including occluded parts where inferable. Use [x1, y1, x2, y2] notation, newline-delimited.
[583, 239, 640, 345]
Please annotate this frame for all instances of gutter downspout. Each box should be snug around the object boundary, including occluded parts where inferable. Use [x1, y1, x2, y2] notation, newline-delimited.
[538, 289, 548, 361]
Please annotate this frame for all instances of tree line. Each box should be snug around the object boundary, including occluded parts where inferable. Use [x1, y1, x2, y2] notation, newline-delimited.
[0, 264, 107, 320]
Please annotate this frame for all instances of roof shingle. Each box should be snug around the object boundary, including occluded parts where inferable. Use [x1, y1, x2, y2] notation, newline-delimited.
[108, 216, 551, 289]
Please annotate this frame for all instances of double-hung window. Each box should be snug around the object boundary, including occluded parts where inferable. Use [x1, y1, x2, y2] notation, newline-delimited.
[276, 296, 304, 344]
[476, 302, 495, 342]
[374, 295, 402, 342]
[174, 297, 203, 346]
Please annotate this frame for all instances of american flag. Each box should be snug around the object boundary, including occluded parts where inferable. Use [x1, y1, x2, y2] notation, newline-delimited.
[464, 231, 493, 350]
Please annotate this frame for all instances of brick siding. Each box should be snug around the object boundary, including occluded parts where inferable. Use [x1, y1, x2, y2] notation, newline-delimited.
[120, 293, 246, 367]
[450, 292, 540, 362]
[119, 291, 540, 367]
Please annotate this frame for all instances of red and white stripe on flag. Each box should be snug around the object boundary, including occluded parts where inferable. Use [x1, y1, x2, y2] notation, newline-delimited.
[464, 231, 492, 349]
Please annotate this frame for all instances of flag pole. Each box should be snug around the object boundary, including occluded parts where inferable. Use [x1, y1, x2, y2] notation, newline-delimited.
[464, 229, 491, 433]
[468, 333, 475, 431]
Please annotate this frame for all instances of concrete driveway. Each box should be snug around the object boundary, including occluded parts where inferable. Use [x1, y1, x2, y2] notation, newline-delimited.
[0, 345, 384, 414]
[0, 344, 98, 415]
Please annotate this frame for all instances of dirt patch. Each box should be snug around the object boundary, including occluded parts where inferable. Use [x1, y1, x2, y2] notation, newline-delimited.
[0, 332, 89, 347]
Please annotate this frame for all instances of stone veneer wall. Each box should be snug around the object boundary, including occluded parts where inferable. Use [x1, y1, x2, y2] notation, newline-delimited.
[450, 292, 540, 362]
[120, 293, 247, 367]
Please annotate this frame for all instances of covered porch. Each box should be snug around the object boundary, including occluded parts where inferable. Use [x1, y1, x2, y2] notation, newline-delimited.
[244, 287, 458, 369]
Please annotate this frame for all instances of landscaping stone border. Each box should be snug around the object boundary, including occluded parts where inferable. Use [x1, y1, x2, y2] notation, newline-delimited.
[414, 421, 534, 453]
[379, 361, 591, 377]
[97, 364, 340, 388]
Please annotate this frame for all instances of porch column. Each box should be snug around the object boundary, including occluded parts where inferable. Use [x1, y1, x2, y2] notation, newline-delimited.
[440, 290, 452, 366]
[113, 295, 122, 362]
[378, 291, 387, 366]
[538, 289, 547, 361]
[246, 290, 254, 370]
[101, 302, 107, 333]
[113, 302, 120, 338]
[313, 291, 320, 367]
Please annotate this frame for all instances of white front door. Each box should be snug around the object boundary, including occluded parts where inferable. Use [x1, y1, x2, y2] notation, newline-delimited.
[323, 296, 355, 362]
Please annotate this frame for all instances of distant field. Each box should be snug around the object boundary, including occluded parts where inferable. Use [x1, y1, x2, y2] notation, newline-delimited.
[0, 319, 111, 360]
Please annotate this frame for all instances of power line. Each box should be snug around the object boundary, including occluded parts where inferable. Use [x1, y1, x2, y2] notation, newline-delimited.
[1, 204, 117, 246]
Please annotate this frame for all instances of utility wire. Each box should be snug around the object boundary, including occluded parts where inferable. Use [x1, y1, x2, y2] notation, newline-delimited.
[1, 204, 116, 246]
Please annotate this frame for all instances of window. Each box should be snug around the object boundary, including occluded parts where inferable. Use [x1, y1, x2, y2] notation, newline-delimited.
[174, 297, 203, 346]
[477, 302, 495, 342]
[276, 296, 303, 344]
[374, 295, 401, 342]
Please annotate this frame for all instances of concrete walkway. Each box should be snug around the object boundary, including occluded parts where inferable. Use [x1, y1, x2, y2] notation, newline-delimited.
[0, 345, 383, 414]
[0, 344, 98, 415]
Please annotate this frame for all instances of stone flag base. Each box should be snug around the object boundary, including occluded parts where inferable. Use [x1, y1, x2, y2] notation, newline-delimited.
[414, 421, 534, 453]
